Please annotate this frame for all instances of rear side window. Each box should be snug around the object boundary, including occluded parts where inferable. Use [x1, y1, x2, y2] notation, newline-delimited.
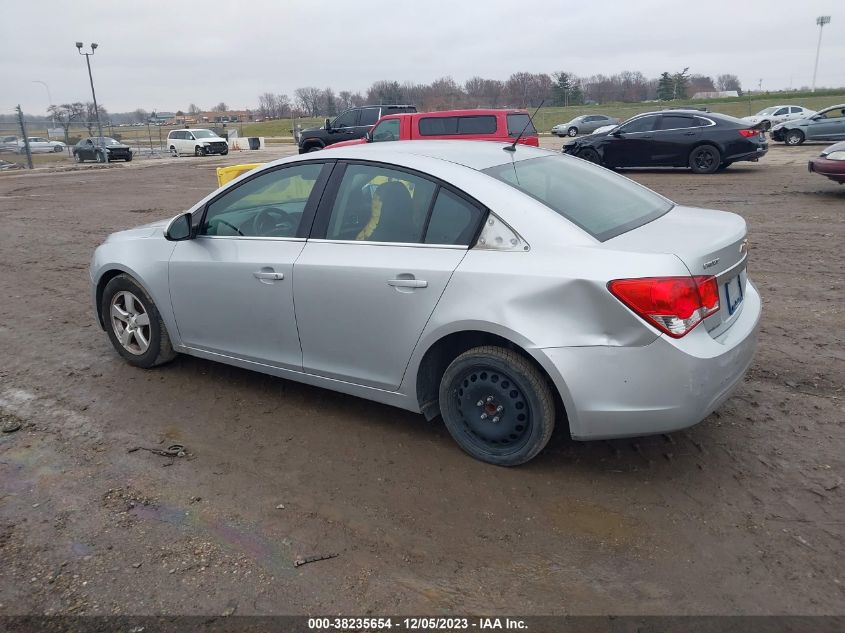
[359, 108, 380, 126]
[483, 155, 672, 242]
[424, 189, 485, 245]
[506, 113, 537, 136]
[418, 116, 497, 136]
[657, 115, 697, 130]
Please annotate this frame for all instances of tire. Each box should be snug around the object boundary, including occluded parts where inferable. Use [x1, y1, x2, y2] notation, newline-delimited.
[74, 152, 83, 163]
[567, 127, 578, 137]
[305, 145, 323, 153]
[576, 147, 601, 165]
[53, 145, 63, 153]
[195, 145, 206, 157]
[784, 129, 805, 146]
[717, 162, 733, 171]
[689, 145, 721, 174]
[170, 145, 178, 157]
[438, 345, 555, 466]
[101, 274, 176, 369]
[221, 149, 228, 156]
[125, 155, 133, 162]
[95, 151, 106, 163]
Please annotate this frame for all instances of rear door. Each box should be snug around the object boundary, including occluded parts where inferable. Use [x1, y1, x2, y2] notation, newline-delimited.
[651, 114, 701, 166]
[294, 161, 485, 389]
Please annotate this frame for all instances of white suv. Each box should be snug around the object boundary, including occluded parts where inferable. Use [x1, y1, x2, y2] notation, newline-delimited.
[166, 129, 229, 157]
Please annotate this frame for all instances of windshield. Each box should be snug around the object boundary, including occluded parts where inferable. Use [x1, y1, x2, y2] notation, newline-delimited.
[483, 155, 673, 242]
[191, 130, 217, 138]
[92, 137, 120, 145]
[756, 107, 779, 116]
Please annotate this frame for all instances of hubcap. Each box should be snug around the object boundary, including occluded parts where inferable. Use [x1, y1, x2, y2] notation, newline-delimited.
[110, 291, 151, 355]
[454, 368, 531, 454]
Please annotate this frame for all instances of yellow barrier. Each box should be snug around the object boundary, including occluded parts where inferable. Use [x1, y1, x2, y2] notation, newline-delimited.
[216, 163, 265, 187]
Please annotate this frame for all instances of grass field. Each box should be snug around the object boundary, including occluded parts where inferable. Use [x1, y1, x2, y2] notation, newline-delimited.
[7, 90, 845, 145]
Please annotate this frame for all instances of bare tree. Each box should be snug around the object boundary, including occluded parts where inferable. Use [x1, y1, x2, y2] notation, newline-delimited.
[84, 102, 107, 135]
[294, 87, 323, 116]
[48, 102, 85, 143]
[337, 91, 353, 111]
[716, 74, 742, 94]
[188, 103, 201, 115]
[213, 102, 228, 112]
[366, 80, 404, 104]
[349, 92, 365, 107]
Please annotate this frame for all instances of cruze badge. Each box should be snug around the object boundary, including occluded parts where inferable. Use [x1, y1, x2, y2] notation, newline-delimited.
[703, 258, 720, 270]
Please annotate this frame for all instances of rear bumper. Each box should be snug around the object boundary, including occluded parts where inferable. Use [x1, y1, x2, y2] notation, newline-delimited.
[809, 158, 845, 183]
[728, 145, 768, 163]
[535, 281, 761, 440]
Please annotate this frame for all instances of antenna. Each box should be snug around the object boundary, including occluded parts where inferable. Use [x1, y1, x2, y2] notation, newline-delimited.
[504, 100, 544, 152]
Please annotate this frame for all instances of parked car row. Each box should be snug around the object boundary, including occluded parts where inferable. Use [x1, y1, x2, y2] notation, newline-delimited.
[0, 135, 66, 153]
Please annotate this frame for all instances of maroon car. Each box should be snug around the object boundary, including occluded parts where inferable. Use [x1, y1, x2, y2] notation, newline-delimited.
[808, 141, 845, 184]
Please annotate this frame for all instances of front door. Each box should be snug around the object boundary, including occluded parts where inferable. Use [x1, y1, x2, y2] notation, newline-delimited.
[651, 114, 701, 166]
[807, 107, 845, 141]
[294, 162, 485, 390]
[168, 161, 331, 368]
[602, 114, 658, 168]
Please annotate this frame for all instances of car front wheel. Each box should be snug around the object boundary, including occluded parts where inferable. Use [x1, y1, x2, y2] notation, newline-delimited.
[95, 151, 106, 163]
[53, 145, 63, 153]
[576, 147, 601, 165]
[784, 129, 805, 146]
[689, 145, 721, 174]
[438, 345, 555, 466]
[195, 145, 206, 157]
[101, 274, 176, 368]
[74, 153, 83, 163]
[567, 127, 578, 137]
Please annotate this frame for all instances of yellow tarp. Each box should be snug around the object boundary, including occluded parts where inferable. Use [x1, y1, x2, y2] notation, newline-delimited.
[216, 163, 264, 187]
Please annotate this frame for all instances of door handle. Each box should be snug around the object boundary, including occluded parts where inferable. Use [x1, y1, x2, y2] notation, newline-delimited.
[387, 278, 427, 288]
[253, 271, 284, 280]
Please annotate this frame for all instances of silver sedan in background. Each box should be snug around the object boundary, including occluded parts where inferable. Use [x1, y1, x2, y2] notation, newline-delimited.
[90, 141, 760, 465]
[552, 114, 621, 136]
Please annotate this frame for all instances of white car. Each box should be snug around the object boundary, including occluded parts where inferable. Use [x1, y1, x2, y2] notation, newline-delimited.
[741, 105, 815, 131]
[166, 129, 229, 157]
[16, 137, 66, 154]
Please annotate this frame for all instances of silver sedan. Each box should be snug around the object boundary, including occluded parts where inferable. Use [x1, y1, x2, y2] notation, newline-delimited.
[90, 141, 760, 465]
[552, 114, 621, 137]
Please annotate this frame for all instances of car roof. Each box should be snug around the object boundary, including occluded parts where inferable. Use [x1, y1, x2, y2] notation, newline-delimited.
[380, 109, 528, 121]
[312, 139, 552, 171]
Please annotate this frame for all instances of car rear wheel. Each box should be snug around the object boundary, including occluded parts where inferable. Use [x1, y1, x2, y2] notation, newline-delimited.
[567, 127, 578, 137]
[438, 345, 555, 466]
[195, 145, 206, 157]
[101, 274, 176, 369]
[95, 151, 106, 163]
[53, 145, 63, 153]
[73, 153, 83, 163]
[784, 129, 805, 146]
[576, 148, 601, 164]
[689, 145, 720, 174]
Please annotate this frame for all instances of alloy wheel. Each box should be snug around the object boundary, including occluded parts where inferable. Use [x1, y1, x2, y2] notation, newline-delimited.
[110, 291, 151, 355]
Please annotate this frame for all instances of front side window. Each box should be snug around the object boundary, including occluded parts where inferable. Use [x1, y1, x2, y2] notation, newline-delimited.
[619, 116, 656, 133]
[818, 108, 845, 120]
[483, 155, 673, 242]
[333, 110, 358, 128]
[325, 164, 436, 243]
[192, 130, 216, 138]
[202, 163, 324, 238]
[371, 119, 400, 142]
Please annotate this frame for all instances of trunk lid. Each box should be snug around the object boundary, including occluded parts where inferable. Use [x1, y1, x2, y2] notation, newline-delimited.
[607, 205, 749, 337]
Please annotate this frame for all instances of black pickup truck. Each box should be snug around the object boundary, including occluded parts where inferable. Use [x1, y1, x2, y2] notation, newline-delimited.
[297, 104, 416, 153]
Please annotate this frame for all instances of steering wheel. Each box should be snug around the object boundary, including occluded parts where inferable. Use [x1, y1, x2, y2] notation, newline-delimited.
[214, 218, 244, 236]
[254, 206, 295, 236]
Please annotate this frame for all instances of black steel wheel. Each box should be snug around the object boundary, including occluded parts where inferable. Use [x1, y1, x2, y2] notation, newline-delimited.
[438, 345, 555, 466]
[689, 145, 720, 174]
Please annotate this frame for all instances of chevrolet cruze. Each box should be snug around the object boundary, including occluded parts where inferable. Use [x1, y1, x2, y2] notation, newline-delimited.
[90, 141, 760, 465]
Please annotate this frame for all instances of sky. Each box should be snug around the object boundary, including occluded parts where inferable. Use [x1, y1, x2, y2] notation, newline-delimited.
[1, 0, 842, 115]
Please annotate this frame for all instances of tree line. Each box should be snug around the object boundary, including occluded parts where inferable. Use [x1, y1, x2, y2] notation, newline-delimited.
[255, 70, 743, 119]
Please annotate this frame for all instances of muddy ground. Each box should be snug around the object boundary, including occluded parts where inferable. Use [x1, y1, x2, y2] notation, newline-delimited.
[0, 142, 842, 616]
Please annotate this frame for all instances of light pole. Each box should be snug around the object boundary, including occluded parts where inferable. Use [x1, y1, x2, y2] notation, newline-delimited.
[75, 42, 106, 162]
[812, 16, 831, 93]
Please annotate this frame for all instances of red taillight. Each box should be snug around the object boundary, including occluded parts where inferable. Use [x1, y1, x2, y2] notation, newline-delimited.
[738, 129, 758, 138]
[607, 276, 720, 338]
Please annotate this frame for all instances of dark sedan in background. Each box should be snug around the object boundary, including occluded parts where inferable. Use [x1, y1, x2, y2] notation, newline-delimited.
[808, 141, 845, 184]
[563, 110, 767, 174]
[73, 137, 133, 163]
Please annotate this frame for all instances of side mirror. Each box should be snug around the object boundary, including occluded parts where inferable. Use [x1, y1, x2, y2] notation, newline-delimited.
[365, 131, 373, 142]
[811, 115, 821, 121]
[165, 212, 193, 241]
[612, 129, 624, 137]
[325, 118, 332, 131]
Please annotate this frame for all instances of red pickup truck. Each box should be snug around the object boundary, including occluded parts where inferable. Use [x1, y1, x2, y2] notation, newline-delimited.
[328, 109, 540, 149]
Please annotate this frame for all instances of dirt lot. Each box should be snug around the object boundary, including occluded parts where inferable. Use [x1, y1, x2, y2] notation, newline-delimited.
[0, 143, 842, 616]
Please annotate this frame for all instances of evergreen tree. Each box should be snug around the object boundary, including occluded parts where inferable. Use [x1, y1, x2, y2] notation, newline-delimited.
[657, 72, 674, 101]
[672, 67, 690, 100]
[552, 72, 583, 106]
